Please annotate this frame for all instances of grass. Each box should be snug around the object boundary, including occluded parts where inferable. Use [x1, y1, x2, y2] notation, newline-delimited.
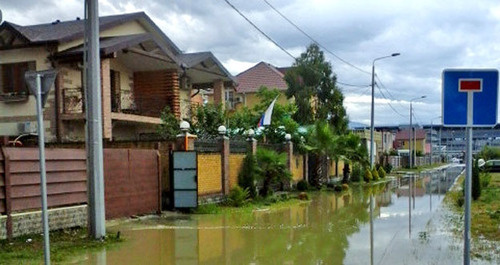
[192, 193, 310, 215]
[0, 227, 122, 265]
[444, 171, 500, 258]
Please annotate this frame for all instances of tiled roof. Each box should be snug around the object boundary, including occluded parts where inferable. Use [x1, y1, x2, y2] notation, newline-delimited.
[236, 62, 288, 93]
[1, 12, 181, 54]
[395, 129, 427, 141]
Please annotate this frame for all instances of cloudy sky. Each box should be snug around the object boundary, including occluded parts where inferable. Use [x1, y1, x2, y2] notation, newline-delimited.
[2, 0, 500, 126]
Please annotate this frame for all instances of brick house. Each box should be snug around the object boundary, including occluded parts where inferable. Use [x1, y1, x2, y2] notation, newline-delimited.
[0, 12, 235, 143]
[207, 61, 291, 110]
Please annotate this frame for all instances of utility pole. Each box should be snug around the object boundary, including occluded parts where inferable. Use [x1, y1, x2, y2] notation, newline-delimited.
[85, 0, 106, 239]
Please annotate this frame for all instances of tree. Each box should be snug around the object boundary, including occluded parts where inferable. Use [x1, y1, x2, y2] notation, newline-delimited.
[337, 133, 368, 183]
[238, 153, 258, 198]
[190, 103, 226, 139]
[227, 86, 299, 143]
[304, 121, 339, 187]
[284, 43, 348, 133]
[255, 148, 291, 196]
[158, 106, 180, 140]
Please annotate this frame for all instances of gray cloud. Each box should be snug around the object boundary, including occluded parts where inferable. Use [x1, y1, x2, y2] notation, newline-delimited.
[2, 0, 500, 126]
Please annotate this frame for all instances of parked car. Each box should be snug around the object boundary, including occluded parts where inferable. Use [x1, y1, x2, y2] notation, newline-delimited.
[484, 160, 500, 172]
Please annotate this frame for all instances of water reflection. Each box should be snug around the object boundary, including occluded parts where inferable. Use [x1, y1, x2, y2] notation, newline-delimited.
[74, 166, 479, 265]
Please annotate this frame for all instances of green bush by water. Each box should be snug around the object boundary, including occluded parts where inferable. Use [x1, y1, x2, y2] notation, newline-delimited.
[384, 163, 393, 174]
[227, 186, 250, 207]
[296, 180, 309, 191]
[364, 168, 372, 182]
[371, 168, 380, 181]
[238, 153, 257, 198]
[378, 167, 386, 179]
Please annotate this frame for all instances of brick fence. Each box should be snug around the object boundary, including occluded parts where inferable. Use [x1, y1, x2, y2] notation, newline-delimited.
[193, 137, 306, 200]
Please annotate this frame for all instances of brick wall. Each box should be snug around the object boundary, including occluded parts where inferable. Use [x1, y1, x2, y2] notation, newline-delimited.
[197, 154, 222, 195]
[291, 155, 303, 182]
[228, 154, 245, 189]
[133, 70, 180, 118]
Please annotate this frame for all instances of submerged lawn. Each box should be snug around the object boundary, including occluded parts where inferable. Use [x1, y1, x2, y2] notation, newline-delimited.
[0, 228, 121, 265]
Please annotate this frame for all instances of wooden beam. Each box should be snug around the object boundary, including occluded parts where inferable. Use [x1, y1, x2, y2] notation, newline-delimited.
[126, 48, 176, 64]
[110, 112, 162, 124]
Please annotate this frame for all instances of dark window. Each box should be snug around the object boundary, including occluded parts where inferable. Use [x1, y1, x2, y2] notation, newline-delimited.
[0, 61, 35, 101]
[110, 69, 121, 112]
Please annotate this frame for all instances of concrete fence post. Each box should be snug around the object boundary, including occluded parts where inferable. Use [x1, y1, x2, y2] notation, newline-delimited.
[304, 154, 309, 182]
[247, 138, 257, 155]
[221, 136, 230, 195]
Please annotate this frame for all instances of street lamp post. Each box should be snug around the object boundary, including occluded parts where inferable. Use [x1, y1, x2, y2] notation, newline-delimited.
[409, 96, 426, 168]
[370, 53, 400, 168]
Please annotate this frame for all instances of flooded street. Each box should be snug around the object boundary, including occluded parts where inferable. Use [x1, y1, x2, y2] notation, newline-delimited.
[71, 166, 497, 265]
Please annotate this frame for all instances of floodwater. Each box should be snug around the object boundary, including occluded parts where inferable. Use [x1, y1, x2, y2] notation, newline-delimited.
[70, 165, 497, 265]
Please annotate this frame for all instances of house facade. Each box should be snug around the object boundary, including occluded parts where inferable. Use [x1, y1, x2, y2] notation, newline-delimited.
[0, 12, 235, 143]
[394, 129, 428, 154]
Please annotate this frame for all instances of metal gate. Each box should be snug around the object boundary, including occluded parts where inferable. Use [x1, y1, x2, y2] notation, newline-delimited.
[171, 151, 198, 208]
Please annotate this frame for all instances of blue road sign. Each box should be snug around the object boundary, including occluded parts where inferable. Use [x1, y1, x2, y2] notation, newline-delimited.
[442, 69, 499, 127]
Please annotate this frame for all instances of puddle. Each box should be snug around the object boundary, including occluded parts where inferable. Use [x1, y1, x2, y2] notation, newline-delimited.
[69, 165, 498, 264]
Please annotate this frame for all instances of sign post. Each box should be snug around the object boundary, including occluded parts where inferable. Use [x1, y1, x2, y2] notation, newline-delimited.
[25, 70, 58, 265]
[442, 69, 498, 265]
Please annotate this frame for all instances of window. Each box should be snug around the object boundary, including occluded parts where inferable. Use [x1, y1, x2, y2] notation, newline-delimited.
[0, 61, 35, 101]
[225, 90, 234, 109]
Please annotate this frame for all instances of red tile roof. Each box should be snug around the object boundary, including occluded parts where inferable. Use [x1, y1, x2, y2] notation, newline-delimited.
[236, 62, 288, 93]
[395, 129, 427, 141]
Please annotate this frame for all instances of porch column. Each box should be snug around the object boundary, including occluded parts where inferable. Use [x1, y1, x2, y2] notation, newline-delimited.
[213, 79, 225, 109]
[101, 59, 112, 140]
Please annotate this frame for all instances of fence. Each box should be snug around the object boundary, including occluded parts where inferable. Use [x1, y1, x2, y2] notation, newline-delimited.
[0, 147, 87, 239]
[0, 147, 162, 239]
[103, 149, 161, 219]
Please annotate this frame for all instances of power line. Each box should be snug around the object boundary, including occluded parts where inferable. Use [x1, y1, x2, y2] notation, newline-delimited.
[223, 0, 295, 59]
[262, 0, 371, 75]
[376, 84, 407, 118]
[375, 74, 406, 110]
[223, 0, 365, 88]
[337, 81, 371, 88]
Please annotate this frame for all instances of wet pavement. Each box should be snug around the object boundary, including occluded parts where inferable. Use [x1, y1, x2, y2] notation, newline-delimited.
[69, 165, 498, 265]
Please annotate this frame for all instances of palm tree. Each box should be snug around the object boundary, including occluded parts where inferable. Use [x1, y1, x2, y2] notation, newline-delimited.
[304, 121, 339, 187]
[255, 148, 292, 196]
[337, 133, 369, 183]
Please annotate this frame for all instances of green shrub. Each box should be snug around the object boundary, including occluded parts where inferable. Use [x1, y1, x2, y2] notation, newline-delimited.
[472, 158, 481, 200]
[480, 172, 492, 188]
[227, 186, 249, 207]
[351, 164, 362, 182]
[256, 148, 292, 197]
[378, 167, 386, 179]
[296, 180, 309, 191]
[371, 168, 380, 181]
[238, 154, 257, 198]
[384, 163, 393, 174]
[364, 168, 372, 182]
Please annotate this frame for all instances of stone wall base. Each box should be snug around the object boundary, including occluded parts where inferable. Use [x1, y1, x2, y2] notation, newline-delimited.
[0, 205, 87, 239]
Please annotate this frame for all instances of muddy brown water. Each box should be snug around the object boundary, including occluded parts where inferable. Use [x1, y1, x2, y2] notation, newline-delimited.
[70, 166, 498, 264]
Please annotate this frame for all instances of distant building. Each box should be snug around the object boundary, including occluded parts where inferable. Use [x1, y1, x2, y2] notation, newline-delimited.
[395, 129, 428, 154]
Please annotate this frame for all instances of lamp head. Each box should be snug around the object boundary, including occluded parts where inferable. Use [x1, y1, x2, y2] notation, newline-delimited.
[285, 133, 292, 141]
[247, 129, 255, 138]
[391, 53, 401, 57]
[180, 121, 190, 132]
[218, 125, 227, 136]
